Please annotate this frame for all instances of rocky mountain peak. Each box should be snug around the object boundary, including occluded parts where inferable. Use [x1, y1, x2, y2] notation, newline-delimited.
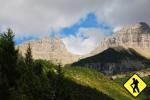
[138, 22, 149, 28]
[131, 22, 149, 30]
[116, 22, 150, 35]
[17, 36, 80, 65]
[87, 22, 150, 57]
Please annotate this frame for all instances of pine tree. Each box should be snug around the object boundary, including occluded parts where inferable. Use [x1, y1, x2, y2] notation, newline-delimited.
[0, 28, 19, 99]
[25, 43, 34, 70]
[54, 63, 70, 100]
[34, 61, 43, 75]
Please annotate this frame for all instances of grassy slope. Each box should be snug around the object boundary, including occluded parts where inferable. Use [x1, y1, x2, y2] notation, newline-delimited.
[64, 67, 133, 100]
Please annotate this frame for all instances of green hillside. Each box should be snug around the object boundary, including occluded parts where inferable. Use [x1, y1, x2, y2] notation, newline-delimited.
[33, 60, 134, 100]
[64, 67, 133, 100]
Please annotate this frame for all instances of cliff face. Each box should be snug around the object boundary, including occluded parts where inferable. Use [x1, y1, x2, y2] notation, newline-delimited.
[102, 22, 150, 48]
[17, 37, 80, 65]
[91, 22, 150, 57]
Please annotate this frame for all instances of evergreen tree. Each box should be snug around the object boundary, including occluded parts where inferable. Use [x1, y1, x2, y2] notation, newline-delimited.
[0, 28, 19, 100]
[34, 61, 43, 76]
[25, 43, 34, 68]
[54, 64, 71, 100]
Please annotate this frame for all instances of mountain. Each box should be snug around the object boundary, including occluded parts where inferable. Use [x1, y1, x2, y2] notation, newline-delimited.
[17, 22, 150, 66]
[72, 22, 150, 75]
[88, 22, 150, 57]
[72, 46, 150, 74]
[17, 37, 80, 65]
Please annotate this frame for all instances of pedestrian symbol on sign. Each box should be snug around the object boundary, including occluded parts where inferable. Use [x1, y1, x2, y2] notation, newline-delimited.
[130, 78, 139, 93]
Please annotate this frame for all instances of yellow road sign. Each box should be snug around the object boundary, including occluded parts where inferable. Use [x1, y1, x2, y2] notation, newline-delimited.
[124, 73, 147, 97]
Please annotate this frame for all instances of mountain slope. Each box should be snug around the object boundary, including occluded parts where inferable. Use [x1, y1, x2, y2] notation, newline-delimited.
[64, 67, 133, 100]
[17, 37, 80, 65]
[72, 47, 150, 74]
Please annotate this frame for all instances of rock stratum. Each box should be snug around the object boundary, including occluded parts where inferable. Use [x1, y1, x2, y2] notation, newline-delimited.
[17, 37, 80, 65]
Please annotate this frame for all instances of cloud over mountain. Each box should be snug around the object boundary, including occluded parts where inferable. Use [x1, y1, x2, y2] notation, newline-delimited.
[62, 28, 106, 55]
[0, 0, 150, 54]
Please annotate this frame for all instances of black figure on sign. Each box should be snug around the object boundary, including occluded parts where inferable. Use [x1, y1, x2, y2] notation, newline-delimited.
[130, 78, 140, 93]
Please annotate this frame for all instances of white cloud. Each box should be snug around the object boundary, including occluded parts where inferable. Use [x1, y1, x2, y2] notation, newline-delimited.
[0, 0, 113, 36]
[62, 28, 106, 55]
[0, 0, 150, 35]
[96, 0, 150, 27]
[1, 0, 150, 54]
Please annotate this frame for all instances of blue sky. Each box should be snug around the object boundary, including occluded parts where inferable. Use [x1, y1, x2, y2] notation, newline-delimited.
[60, 13, 113, 54]
[59, 13, 113, 37]
[15, 35, 39, 44]
[14, 12, 114, 55]
[15, 12, 113, 45]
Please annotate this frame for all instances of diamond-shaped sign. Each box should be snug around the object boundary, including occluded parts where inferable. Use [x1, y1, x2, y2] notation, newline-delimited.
[124, 73, 147, 97]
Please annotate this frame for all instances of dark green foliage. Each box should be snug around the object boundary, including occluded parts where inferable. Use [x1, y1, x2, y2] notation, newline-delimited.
[53, 64, 68, 100]
[0, 28, 19, 100]
[25, 43, 34, 68]
[59, 78, 112, 100]
[34, 61, 43, 75]
[18, 45, 53, 100]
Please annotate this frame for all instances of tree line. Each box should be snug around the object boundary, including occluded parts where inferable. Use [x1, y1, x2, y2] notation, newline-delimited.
[0, 29, 66, 100]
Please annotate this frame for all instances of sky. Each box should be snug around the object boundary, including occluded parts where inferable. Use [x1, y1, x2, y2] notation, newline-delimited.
[0, 0, 150, 55]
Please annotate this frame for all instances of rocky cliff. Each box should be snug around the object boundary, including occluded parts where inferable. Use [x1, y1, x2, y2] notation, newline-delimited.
[90, 22, 150, 57]
[102, 22, 150, 48]
[17, 37, 80, 65]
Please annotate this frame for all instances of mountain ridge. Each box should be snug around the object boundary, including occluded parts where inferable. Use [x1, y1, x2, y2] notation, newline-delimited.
[17, 22, 150, 65]
[17, 36, 81, 65]
[86, 22, 150, 58]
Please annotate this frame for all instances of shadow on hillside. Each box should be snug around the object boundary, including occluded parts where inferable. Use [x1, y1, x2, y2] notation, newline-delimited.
[72, 47, 150, 75]
[56, 77, 113, 100]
